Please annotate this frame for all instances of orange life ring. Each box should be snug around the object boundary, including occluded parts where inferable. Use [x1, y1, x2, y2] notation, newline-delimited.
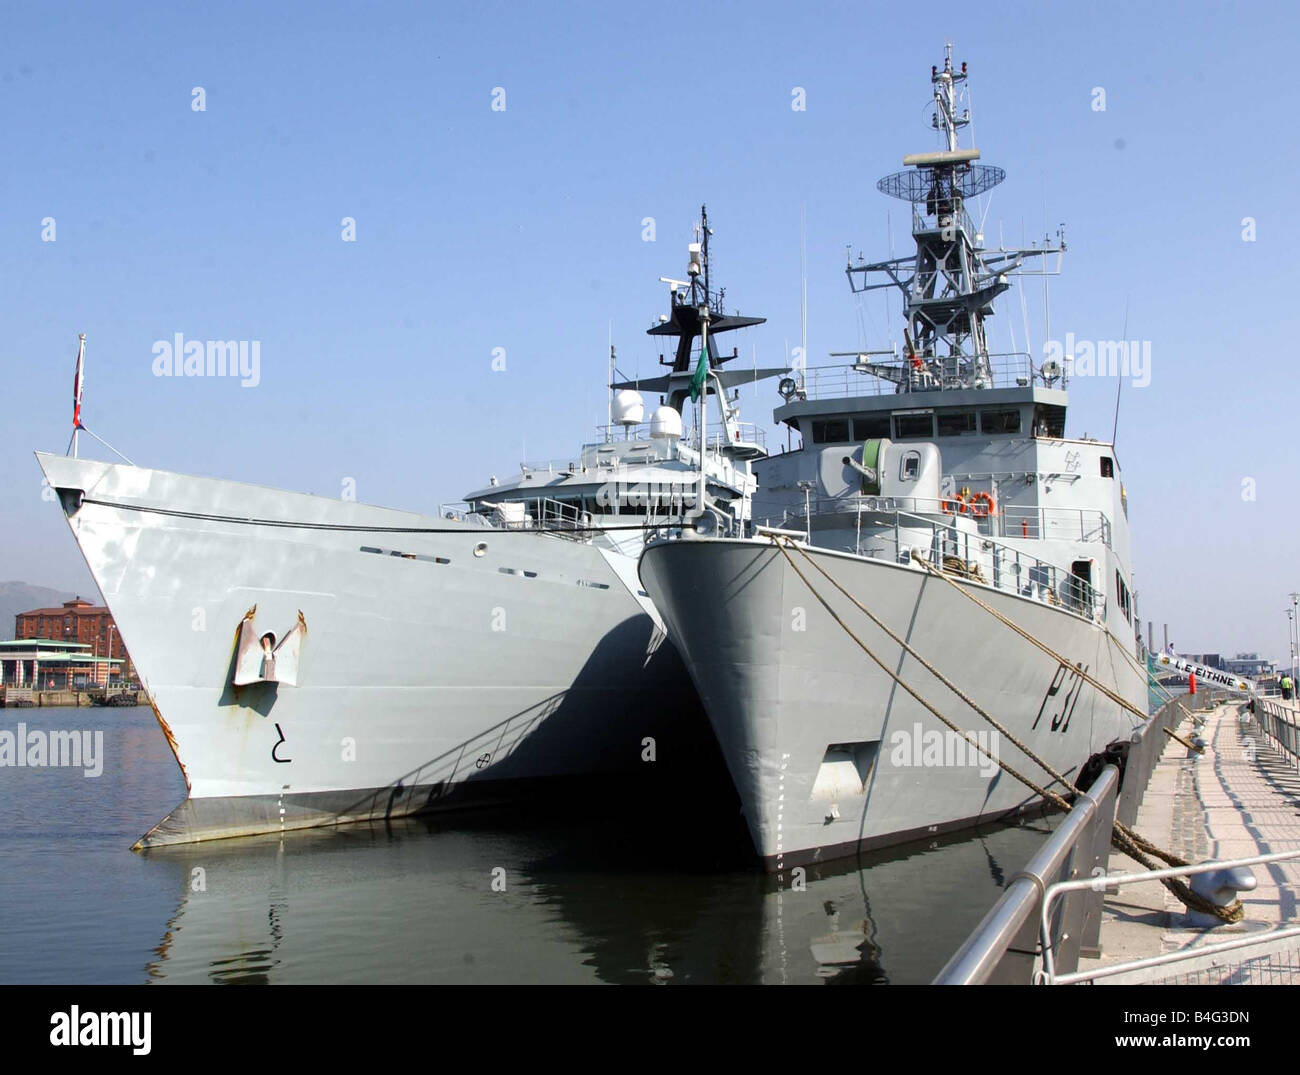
[968, 491, 997, 518]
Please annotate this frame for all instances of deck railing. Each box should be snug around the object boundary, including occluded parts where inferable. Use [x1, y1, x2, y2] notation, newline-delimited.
[785, 494, 1110, 547]
[439, 493, 711, 540]
[790, 352, 1045, 401]
[772, 500, 1107, 618]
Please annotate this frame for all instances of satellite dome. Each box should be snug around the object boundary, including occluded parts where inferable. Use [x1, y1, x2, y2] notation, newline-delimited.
[612, 389, 645, 426]
[649, 405, 683, 440]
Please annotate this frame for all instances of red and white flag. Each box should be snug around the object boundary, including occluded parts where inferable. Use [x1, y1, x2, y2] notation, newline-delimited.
[72, 334, 85, 429]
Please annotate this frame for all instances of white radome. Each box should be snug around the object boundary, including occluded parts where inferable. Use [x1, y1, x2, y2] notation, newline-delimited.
[649, 405, 683, 440]
[612, 389, 644, 426]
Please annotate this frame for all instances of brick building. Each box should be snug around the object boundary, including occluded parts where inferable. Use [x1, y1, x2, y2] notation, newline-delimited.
[14, 598, 136, 683]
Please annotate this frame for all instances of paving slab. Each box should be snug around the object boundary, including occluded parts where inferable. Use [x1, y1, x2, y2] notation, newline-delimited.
[1076, 699, 1300, 984]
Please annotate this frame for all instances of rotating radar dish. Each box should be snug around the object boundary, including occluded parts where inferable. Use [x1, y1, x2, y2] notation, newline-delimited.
[876, 163, 1006, 203]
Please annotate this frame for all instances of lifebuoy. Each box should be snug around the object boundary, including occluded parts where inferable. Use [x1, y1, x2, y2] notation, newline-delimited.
[968, 491, 997, 518]
[940, 497, 961, 514]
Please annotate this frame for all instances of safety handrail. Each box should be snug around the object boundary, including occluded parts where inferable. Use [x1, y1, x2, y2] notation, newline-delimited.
[779, 501, 1107, 618]
[1254, 696, 1300, 764]
[933, 690, 1225, 984]
[1039, 849, 1300, 985]
[792, 493, 1111, 547]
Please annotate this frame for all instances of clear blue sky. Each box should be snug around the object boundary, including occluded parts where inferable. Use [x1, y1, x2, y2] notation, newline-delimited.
[2, 1, 1297, 663]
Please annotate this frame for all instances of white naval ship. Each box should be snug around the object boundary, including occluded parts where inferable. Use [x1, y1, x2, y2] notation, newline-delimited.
[37, 209, 783, 847]
[640, 51, 1150, 869]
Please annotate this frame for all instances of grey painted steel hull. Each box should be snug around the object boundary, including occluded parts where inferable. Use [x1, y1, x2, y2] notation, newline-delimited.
[639, 538, 1146, 869]
[36, 452, 716, 847]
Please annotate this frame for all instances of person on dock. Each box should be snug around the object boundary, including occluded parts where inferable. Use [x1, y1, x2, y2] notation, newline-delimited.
[1283, 674, 1295, 701]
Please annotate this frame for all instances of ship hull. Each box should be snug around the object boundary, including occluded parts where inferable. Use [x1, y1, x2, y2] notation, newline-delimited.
[36, 452, 718, 847]
[639, 537, 1145, 869]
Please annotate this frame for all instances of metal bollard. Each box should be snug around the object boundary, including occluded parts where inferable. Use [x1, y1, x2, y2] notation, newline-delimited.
[1185, 866, 1257, 928]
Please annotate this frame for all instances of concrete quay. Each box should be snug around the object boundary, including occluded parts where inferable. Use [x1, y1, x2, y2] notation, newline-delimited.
[1079, 698, 1300, 984]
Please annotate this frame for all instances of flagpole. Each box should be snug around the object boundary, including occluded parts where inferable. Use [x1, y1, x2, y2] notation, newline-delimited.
[71, 333, 86, 459]
[697, 306, 709, 521]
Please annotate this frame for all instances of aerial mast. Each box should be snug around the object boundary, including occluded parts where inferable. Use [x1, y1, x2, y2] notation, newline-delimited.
[846, 49, 1065, 393]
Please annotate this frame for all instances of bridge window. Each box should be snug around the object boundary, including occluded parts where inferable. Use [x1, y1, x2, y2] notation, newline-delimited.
[853, 416, 891, 440]
[811, 418, 851, 444]
[893, 413, 934, 440]
[980, 409, 1021, 435]
[1100, 456, 1114, 478]
[1032, 405, 1066, 438]
[937, 411, 976, 437]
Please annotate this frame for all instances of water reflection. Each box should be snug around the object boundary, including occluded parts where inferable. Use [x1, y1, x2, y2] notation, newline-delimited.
[142, 807, 1056, 985]
[0, 706, 1059, 985]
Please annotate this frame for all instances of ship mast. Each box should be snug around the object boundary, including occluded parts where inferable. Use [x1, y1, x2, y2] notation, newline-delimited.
[608, 206, 785, 435]
[846, 47, 1066, 393]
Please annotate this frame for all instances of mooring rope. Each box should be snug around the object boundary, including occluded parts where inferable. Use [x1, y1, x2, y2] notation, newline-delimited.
[908, 549, 1154, 728]
[769, 536, 1241, 923]
[1099, 627, 1206, 730]
[1163, 726, 1204, 754]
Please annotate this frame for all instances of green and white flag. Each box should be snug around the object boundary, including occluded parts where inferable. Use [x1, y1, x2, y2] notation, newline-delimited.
[690, 339, 708, 402]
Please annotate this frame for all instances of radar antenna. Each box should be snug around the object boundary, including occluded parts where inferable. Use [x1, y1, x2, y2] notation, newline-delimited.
[846, 47, 1066, 393]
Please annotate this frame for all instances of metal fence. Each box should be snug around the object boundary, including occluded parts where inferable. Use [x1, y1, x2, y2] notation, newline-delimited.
[933, 688, 1223, 984]
[1255, 696, 1300, 766]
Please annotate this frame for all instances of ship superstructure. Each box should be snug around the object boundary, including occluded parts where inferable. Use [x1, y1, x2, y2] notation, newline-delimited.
[640, 51, 1149, 868]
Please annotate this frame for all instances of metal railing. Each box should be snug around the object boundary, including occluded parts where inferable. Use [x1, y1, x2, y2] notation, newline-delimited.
[516, 436, 757, 481]
[933, 689, 1227, 984]
[441, 492, 713, 540]
[935, 765, 1120, 985]
[782, 501, 1106, 619]
[792, 352, 1043, 401]
[795, 493, 1111, 547]
[1039, 850, 1300, 985]
[998, 504, 1111, 545]
[1255, 696, 1300, 765]
[704, 422, 766, 453]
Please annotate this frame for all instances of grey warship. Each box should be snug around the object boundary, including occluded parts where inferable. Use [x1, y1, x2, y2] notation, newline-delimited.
[640, 50, 1149, 869]
[37, 209, 782, 846]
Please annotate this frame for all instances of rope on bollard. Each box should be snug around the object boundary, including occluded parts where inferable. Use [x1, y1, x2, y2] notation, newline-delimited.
[1163, 726, 1204, 754]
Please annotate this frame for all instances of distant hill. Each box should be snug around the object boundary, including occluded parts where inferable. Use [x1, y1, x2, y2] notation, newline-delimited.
[0, 581, 81, 639]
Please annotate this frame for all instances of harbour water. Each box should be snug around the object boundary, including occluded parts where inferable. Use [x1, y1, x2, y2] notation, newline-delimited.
[1, 706, 1065, 985]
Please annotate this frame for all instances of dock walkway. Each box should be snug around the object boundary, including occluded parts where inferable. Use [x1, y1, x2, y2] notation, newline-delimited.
[1079, 698, 1300, 984]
